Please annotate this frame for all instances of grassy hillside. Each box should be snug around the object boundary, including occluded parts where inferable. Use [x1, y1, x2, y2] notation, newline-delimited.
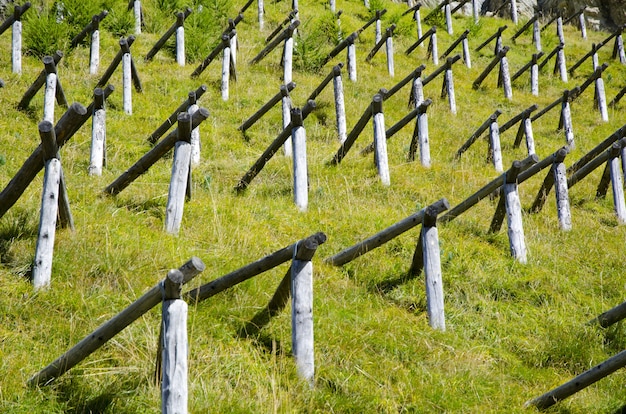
[0, 0, 626, 412]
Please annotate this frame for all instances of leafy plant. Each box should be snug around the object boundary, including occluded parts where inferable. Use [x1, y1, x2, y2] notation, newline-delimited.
[23, 10, 70, 58]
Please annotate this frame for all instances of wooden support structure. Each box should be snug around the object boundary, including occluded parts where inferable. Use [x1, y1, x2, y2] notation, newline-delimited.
[0, 2, 30, 36]
[322, 32, 358, 66]
[291, 108, 309, 211]
[612, 31, 626, 64]
[238, 82, 296, 133]
[97, 36, 142, 92]
[266, 10, 298, 44]
[540, 13, 561, 33]
[28, 257, 205, 387]
[366, 24, 395, 63]
[371, 95, 390, 186]
[567, 138, 626, 191]
[89, 88, 108, 176]
[191, 31, 235, 78]
[8, 3, 30, 74]
[148, 85, 207, 144]
[591, 301, 626, 328]
[455, 110, 502, 159]
[43, 57, 58, 123]
[554, 39, 568, 82]
[560, 89, 575, 148]
[511, 14, 539, 43]
[441, 29, 470, 61]
[473, 46, 509, 89]
[17, 51, 64, 110]
[130, 0, 142, 34]
[475, 25, 507, 54]
[346, 35, 357, 82]
[325, 198, 449, 266]
[511, 52, 544, 84]
[145, 8, 193, 62]
[531, 86, 579, 123]
[104, 108, 210, 195]
[596, 144, 626, 223]
[569, 29, 621, 76]
[409, 99, 433, 165]
[185, 233, 325, 303]
[528, 148, 571, 223]
[234, 101, 316, 192]
[383, 64, 425, 103]
[525, 349, 626, 409]
[609, 84, 626, 108]
[537, 42, 563, 71]
[405, 27, 436, 56]
[70, 10, 108, 48]
[328, 95, 377, 165]
[165, 114, 192, 235]
[250, 21, 300, 65]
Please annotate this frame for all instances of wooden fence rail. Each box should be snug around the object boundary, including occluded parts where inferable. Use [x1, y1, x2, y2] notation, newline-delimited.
[148, 85, 207, 144]
[475, 25, 507, 54]
[239, 82, 296, 133]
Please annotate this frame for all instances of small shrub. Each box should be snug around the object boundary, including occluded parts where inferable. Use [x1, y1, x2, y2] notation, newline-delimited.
[293, 15, 338, 73]
[23, 11, 70, 58]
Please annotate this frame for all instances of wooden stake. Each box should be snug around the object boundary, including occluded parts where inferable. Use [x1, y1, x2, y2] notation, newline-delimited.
[291, 109, 308, 211]
[372, 95, 389, 186]
[165, 114, 192, 235]
[89, 88, 106, 176]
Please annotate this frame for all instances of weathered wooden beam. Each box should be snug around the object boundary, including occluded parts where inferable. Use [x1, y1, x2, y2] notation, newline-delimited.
[423, 54, 460, 86]
[325, 198, 449, 266]
[328, 97, 375, 166]
[568, 138, 626, 189]
[70, 10, 108, 48]
[382, 64, 425, 100]
[510, 52, 543, 83]
[307, 64, 341, 101]
[250, 20, 299, 64]
[455, 109, 502, 159]
[17, 51, 63, 110]
[591, 301, 626, 328]
[239, 82, 296, 133]
[266, 9, 298, 43]
[473, 46, 509, 89]
[0, 2, 30, 36]
[440, 29, 469, 60]
[96, 36, 140, 91]
[366, 24, 396, 62]
[499, 104, 538, 134]
[569, 28, 621, 75]
[405, 26, 436, 56]
[145, 7, 192, 61]
[511, 14, 539, 42]
[475, 25, 507, 53]
[147, 85, 207, 144]
[191, 31, 234, 78]
[28, 257, 205, 387]
[322, 32, 358, 66]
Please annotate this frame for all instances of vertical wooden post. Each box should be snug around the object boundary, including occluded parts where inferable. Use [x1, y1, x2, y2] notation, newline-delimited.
[375, 14, 382, 44]
[415, 8, 423, 43]
[429, 29, 439, 65]
[533, 19, 541, 51]
[43, 56, 57, 123]
[229, 23, 238, 67]
[556, 16, 565, 44]
[187, 92, 200, 166]
[609, 145, 626, 223]
[330, 0, 335, 13]
[501, 55, 513, 100]
[443, 59, 457, 114]
[283, 94, 293, 157]
[579, 12, 587, 39]
[333, 65, 347, 143]
[89, 17, 100, 75]
[521, 117, 536, 155]
[133, 0, 142, 34]
[510, 0, 518, 24]
[593, 52, 609, 122]
[445, 2, 453, 35]
[364, 0, 370, 9]
[89, 88, 106, 176]
[347, 37, 357, 82]
[291, 236, 317, 387]
[12, 7, 22, 74]
[372, 95, 389, 186]
[489, 118, 503, 173]
[412, 76, 424, 107]
[121, 39, 132, 114]
[556, 43, 568, 82]
[161, 269, 188, 414]
[531, 53, 539, 96]
[258, 0, 264, 30]
[562, 90, 575, 148]
[291, 108, 308, 211]
[165, 113, 192, 235]
[472, 0, 479, 23]
[504, 167, 527, 263]
[176, 12, 185, 66]
[553, 151, 572, 230]
[422, 207, 445, 330]
[33, 121, 61, 289]
[615, 34, 626, 64]
[221, 44, 231, 101]
[283, 33, 294, 84]
[386, 29, 395, 77]
[415, 100, 431, 166]
[462, 36, 471, 68]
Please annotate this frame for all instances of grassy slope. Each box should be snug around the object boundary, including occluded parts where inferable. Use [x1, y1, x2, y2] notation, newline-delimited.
[0, 0, 626, 412]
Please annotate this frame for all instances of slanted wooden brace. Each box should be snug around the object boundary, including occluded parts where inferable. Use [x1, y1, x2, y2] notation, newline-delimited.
[70, 10, 108, 74]
[97, 35, 142, 92]
[455, 109, 502, 159]
[498, 104, 538, 155]
[591, 298, 626, 328]
[165, 114, 192, 235]
[148, 85, 207, 144]
[291, 108, 309, 211]
[18, 51, 65, 111]
[329, 97, 373, 165]
[540, 12, 560, 33]
[440, 29, 471, 68]
[472, 46, 510, 92]
[239, 82, 296, 133]
[371, 95, 390, 186]
[510, 14, 538, 44]
[325, 198, 450, 266]
[609, 84, 626, 108]
[366, 24, 396, 77]
[250, 21, 300, 65]
[510, 52, 543, 96]
[475, 25, 507, 55]
[402, 3, 422, 41]
[29, 257, 205, 387]
[266, 10, 299, 44]
[191, 31, 235, 78]
[529, 148, 571, 229]
[235, 100, 316, 192]
[405, 26, 436, 58]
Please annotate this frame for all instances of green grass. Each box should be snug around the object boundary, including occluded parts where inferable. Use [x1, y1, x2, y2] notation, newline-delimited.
[1, 0, 626, 412]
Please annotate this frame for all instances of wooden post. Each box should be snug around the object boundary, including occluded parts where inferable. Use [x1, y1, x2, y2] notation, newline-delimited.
[475, 26, 507, 53]
[422, 207, 445, 329]
[191, 32, 234, 77]
[555, 42, 568, 82]
[504, 163, 527, 263]
[525, 350, 626, 409]
[291, 237, 316, 386]
[330, 0, 335, 13]
[511, 14, 537, 43]
[43, 56, 58, 123]
[556, 16, 565, 44]
[428, 29, 439, 65]
[165, 114, 192, 235]
[32, 122, 61, 289]
[105, 108, 209, 196]
[333, 65, 347, 143]
[258, 0, 264, 29]
[347, 36, 357, 82]
[250, 21, 300, 65]
[473, 46, 509, 89]
[17, 51, 63, 110]
[187, 92, 200, 165]
[325, 199, 450, 266]
[614, 33, 626, 64]
[89, 88, 106, 176]
[291, 109, 308, 211]
[386, 27, 395, 77]
[592, 52, 609, 122]
[531, 53, 539, 96]
[553, 149, 572, 230]
[445, 1, 453, 35]
[510, 0, 518, 24]
[489, 117, 503, 172]
[121, 39, 132, 115]
[533, 18, 541, 51]
[608, 145, 626, 223]
[375, 11, 382, 44]
[161, 269, 188, 414]
[579, 11, 587, 39]
[29, 257, 205, 387]
[472, 0, 479, 23]
[372, 95, 389, 186]
[462, 36, 471, 68]
[442, 59, 456, 114]
[283, 31, 294, 84]
[408, 99, 432, 164]
[133, 0, 141, 34]
[239, 82, 296, 133]
[221, 43, 231, 101]
[149, 85, 207, 144]
[90, 16, 100, 75]
[283, 94, 293, 157]
[561, 89, 574, 148]
[12, 5, 23, 74]
[500, 54, 512, 99]
[455, 110, 502, 159]
[176, 12, 185, 66]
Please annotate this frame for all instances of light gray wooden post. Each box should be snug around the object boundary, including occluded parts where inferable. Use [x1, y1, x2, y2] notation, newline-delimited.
[462, 37, 471, 68]
[422, 207, 445, 330]
[412, 76, 424, 107]
[284, 34, 294, 84]
[347, 37, 357, 81]
[501, 55, 512, 100]
[616, 34, 626, 64]
[291, 236, 316, 387]
[372, 95, 389, 186]
[283, 94, 293, 157]
[364, 0, 370, 9]
[472, 0, 479, 23]
[490, 119, 503, 172]
[176, 13, 185, 66]
[556, 45, 568, 82]
[375, 16, 382, 44]
[333, 65, 347, 143]
[89, 19, 100, 75]
[221, 44, 231, 101]
[523, 117, 535, 156]
[258, 0, 264, 30]
[557, 16, 564, 44]
[89, 88, 107, 176]
[443, 59, 457, 114]
[562, 90, 574, 148]
[511, 0, 518, 24]
[121, 40, 132, 114]
[445, 2, 453, 35]
[553, 154, 571, 230]
[161, 269, 188, 414]
[33, 122, 61, 289]
[579, 12, 587, 39]
[330, 0, 335, 13]
[386, 29, 395, 77]
[291, 108, 308, 211]
[592, 51, 609, 122]
[417, 100, 430, 167]
[415, 8, 423, 43]
[531, 53, 539, 96]
[43, 57, 57, 123]
[165, 113, 192, 235]
[12, 10, 22, 74]
[230, 27, 237, 67]
[430, 30, 439, 65]
[133, 0, 141, 34]
[609, 146, 626, 223]
[187, 93, 200, 165]
[504, 168, 527, 263]
[533, 19, 541, 51]
[293, 0, 299, 20]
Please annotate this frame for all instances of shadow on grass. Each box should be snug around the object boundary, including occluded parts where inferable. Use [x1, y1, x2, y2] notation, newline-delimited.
[54, 375, 144, 414]
[114, 197, 165, 220]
